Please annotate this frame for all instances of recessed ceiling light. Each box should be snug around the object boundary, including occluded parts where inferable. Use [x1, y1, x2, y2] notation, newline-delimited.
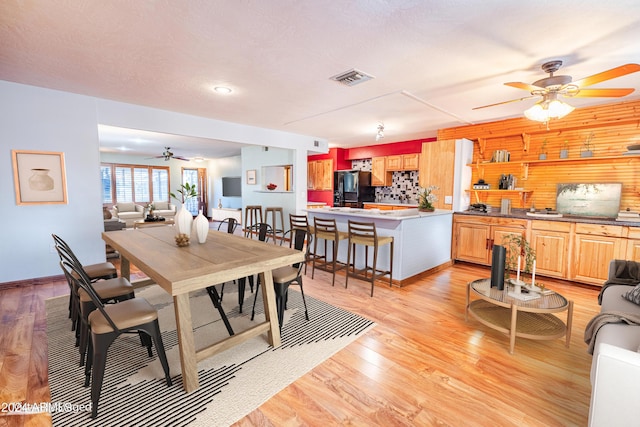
[214, 86, 232, 94]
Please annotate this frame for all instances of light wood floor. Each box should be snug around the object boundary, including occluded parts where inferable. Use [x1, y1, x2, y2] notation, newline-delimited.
[0, 261, 601, 426]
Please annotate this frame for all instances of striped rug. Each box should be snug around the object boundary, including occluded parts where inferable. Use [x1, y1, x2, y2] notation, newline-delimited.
[46, 284, 375, 426]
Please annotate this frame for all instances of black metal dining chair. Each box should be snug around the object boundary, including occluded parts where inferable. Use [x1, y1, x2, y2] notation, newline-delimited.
[60, 259, 172, 419]
[251, 228, 311, 328]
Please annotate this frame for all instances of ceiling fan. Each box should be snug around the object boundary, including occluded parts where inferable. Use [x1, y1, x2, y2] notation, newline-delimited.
[148, 147, 189, 161]
[474, 60, 640, 123]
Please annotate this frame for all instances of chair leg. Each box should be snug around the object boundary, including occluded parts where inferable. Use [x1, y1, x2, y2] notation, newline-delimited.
[298, 279, 310, 321]
[89, 331, 118, 418]
[205, 286, 234, 336]
[250, 284, 259, 321]
[141, 321, 172, 387]
[370, 244, 377, 297]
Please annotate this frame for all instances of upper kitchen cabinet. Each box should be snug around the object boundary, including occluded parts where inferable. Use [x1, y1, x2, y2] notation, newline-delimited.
[308, 159, 333, 190]
[371, 156, 392, 186]
[386, 154, 420, 171]
[419, 140, 455, 209]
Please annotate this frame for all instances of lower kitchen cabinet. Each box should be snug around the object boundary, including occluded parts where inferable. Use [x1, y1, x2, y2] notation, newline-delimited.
[453, 216, 527, 265]
[571, 224, 625, 285]
[529, 220, 571, 279]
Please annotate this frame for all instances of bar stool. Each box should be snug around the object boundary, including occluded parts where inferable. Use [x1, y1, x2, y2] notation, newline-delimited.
[290, 214, 314, 274]
[244, 205, 263, 238]
[265, 207, 285, 244]
[345, 220, 394, 297]
[312, 217, 348, 286]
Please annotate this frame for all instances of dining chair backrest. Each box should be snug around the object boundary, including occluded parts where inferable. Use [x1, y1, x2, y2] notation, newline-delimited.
[60, 260, 121, 333]
[245, 222, 272, 242]
[218, 217, 238, 234]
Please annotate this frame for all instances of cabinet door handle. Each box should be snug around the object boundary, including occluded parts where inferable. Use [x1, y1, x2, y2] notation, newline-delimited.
[485, 238, 490, 250]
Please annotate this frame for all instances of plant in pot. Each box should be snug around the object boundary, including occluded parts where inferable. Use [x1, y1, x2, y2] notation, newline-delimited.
[581, 132, 595, 157]
[170, 183, 198, 245]
[418, 185, 438, 212]
[560, 140, 569, 159]
[538, 139, 548, 160]
[501, 234, 539, 288]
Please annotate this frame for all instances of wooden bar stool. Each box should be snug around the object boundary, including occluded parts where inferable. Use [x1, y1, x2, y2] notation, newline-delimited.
[345, 220, 394, 297]
[244, 205, 263, 238]
[265, 207, 285, 244]
[312, 217, 348, 286]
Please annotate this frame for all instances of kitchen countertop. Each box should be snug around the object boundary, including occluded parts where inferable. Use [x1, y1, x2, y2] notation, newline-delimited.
[363, 202, 419, 208]
[304, 206, 451, 221]
[456, 209, 640, 227]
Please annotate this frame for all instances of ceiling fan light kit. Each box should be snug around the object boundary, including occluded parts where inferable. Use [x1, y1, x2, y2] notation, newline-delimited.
[375, 123, 385, 141]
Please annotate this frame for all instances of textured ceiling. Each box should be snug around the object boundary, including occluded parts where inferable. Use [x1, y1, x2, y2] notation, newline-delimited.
[2, 0, 640, 159]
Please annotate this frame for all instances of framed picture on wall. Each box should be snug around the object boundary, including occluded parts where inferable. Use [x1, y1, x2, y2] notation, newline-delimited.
[12, 149, 68, 205]
[246, 169, 257, 185]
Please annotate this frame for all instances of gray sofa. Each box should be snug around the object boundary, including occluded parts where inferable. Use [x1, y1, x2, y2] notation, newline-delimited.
[112, 202, 144, 228]
[586, 260, 640, 426]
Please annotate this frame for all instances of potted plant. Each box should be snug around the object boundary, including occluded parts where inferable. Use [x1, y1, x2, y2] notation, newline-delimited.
[560, 140, 569, 159]
[581, 132, 595, 157]
[501, 234, 536, 283]
[418, 185, 438, 212]
[538, 139, 548, 160]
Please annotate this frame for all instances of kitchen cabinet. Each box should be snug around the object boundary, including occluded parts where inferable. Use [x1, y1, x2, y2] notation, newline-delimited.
[371, 157, 392, 186]
[419, 140, 455, 209]
[307, 161, 316, 189]
[529, 220, 571, 278]
[386, 154, 420, 171]
[453, 215, 527, 265]
[307, 159, 333, 190]
[571, 224, 624, 285]
[626, 228, 640, 261]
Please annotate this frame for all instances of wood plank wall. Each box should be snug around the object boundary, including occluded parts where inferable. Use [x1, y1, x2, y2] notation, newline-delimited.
[437, 99, 640, 210]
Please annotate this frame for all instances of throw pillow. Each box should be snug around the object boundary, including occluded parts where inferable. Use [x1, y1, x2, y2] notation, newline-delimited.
[622, 284, 640, 305]
[154, 201, 169, 210]
[117, 202, 136, 212]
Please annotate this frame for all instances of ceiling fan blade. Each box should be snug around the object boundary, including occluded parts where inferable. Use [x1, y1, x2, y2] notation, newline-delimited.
[473, 95, 538, 110]
[570, 88, 635, 98]
[572, 63, 640, 88]
[505, 82, 545, 92]
[173, 156, 190, 161]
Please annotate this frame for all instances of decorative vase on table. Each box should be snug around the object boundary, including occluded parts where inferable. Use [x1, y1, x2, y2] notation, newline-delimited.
[174, 205, 193, 236]
[193, 209, 209, 243]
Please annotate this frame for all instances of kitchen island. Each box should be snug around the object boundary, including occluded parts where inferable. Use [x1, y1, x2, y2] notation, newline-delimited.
[304, 207, 453, 285]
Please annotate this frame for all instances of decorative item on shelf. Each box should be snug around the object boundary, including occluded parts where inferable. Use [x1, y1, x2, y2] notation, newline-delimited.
[560, 140, 569, 159]
[418, 185, 438, 212]
[538, 139, 548, 160]
[472, 179, 490, 190]
[193, 209, 209, 244]
[170, 182, 197, 237]
[581, 132, 595, 157]
[266, 183, 277, 191]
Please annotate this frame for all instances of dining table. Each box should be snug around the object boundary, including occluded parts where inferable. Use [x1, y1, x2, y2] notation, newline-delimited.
[102, 225, 304, 392]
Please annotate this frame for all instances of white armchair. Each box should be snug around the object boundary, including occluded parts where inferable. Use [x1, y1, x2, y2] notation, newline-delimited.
[112, 202, 144, 228]
[151, 201, 177, 220]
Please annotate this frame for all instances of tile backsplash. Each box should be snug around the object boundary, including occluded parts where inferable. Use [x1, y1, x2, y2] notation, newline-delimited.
[351, 159, 421, 204]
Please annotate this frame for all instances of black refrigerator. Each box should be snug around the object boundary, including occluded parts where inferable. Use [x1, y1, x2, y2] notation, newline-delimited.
[333, 170, 375, 207]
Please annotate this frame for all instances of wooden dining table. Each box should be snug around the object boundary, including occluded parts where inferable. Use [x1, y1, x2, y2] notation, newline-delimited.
[102, 226, 304, 392]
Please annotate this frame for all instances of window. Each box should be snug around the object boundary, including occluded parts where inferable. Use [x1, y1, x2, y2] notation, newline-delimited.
[101, 163, 170, 206]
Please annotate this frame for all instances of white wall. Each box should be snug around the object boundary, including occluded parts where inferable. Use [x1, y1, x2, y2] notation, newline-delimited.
[0, 81, 104, 282]
[209, 156, 243, 211]
[1, 80, 326, 283]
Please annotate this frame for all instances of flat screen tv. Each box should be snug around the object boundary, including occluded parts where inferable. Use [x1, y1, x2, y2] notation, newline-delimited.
[222, 176, 242, 197]
[556, 183, 622, 218]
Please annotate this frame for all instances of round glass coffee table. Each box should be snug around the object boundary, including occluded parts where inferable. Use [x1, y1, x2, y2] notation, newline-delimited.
[465, 278, 573, 354]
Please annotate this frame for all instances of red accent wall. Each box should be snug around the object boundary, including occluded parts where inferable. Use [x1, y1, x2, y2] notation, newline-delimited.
[346, 138, 436, 160]
[307, 148, 350, 206]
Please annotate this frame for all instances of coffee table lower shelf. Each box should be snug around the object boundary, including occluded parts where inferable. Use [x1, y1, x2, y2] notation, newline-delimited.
[468, 299, 568, 353]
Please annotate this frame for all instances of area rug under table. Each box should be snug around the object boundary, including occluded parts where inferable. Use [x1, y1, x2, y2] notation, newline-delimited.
[46, 283, 375, 426]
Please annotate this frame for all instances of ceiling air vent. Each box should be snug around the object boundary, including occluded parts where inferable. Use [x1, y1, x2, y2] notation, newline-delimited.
[330, 68, 374, 86]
